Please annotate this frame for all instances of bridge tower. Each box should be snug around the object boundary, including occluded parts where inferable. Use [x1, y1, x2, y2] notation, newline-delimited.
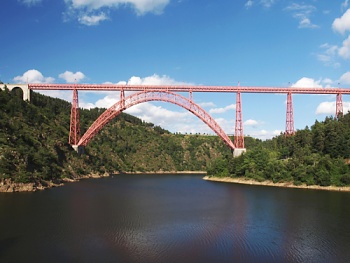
[285, 92, 295, 136]
[120, 88, 125, 109]
[336, 93, 343, 118]
[69, 88, 81, 152]
[233, 92, 246, 157]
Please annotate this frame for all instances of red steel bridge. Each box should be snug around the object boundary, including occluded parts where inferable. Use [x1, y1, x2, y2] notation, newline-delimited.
[6, 83, 349, 155]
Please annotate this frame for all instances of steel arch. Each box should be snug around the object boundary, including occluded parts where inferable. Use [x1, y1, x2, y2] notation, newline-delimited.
[78, 90, 235, 150]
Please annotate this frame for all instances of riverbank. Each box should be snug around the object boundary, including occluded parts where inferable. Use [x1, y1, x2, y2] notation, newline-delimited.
[203, 176, 350, 192]
[116, 171, 207, 175]
[0, 173, 110, 193]
[0, 171, 207, 192]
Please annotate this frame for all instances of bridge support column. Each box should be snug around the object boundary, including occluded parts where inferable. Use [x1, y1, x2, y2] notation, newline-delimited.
[336, 93, 343, 118]
[234, 92, 246, 157]
[120, 88, 125, 109]
[285, 92, 295, 136]
[23, 87, 30, 101]
[69, 88, 81, 146]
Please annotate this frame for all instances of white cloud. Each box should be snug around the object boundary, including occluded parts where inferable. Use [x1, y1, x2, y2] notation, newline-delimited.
[125, 102, 192, 125]
[292, 77, 335, 88]
[316, 101, 335, 115]
[273, 130, 283, 136]
[64, 0, 170, 25]
[126, 74, 191, 85]
[345, 102, 350, 113]
[260, 0, 275, 8]
[209, 104, 236, 114]
[59, 71, 86, 83]
[315, 101, 350, 115]
[198, 102, 216, 108]
[98, 100, 234, 135]
[19, 0, 42, 6]
[340, 71, 350, 84]
[78, 13, 108, 26]
[79, 101, 97, 109]
[259, 129, 267, 135]
[244, 119, 259, 126]
[36, 90, 72, 102]
[342, 1, 349, 12]
[214, 117, 235, 134]
[317, 53, 332, 63]
[245, 0, 254, 9]
[338, 35, 350, 59]
[285, 3, 318, 29]
[317, 35, 350, 63]
[77, 74, 193, 109]
[322, 78, 334, 87]
[13, 69, 55, 83]
[13, 70, 84, 104]
[79, 74, 193, 109]
[292, 77, 323, 88]
[125, 102, 233, 136]
[317, 43, 340, 67]
[94, 95, 119, 109]
[285, 3, 315, 13]
[245, 0, 276, 9]
[333, 8, 350, 34]
[246, 129, 282, 140]
[13, 69, 75, 102]
[298, 17, 318, 29]
[67, 0, 170, 14]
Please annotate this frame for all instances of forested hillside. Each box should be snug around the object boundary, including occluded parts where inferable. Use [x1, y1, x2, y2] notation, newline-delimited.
[5, 86, 347, 190]
[0, 88, 235, 190]
[208, 113, 350, 187]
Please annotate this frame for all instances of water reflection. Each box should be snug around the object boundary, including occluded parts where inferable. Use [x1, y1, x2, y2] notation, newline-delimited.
[0, 175, 350, 263]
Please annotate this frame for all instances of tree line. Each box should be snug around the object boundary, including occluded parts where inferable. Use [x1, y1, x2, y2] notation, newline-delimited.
[207, 113, 350, 186]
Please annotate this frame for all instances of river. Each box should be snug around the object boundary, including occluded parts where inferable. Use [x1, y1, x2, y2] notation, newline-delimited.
[0, 174, 350, 263]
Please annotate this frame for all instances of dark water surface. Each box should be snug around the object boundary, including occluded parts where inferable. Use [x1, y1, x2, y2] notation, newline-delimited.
[1, 174, 350, 263]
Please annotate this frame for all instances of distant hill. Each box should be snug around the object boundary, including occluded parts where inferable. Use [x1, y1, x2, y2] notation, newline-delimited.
[0, 88, 243, 191]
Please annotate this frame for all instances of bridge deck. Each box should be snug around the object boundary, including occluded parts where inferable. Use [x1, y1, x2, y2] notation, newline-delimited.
[28, 84, 350, 95]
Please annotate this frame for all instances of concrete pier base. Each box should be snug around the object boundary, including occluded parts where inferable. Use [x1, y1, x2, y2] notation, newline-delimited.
[72, 145, 85, 155]
[233, 148, 246, 157]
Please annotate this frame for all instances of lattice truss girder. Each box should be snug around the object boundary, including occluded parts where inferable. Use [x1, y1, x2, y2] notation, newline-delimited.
[78, 91, 235, 150]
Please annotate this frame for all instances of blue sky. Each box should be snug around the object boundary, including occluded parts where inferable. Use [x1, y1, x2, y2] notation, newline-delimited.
[2, 0, 350, 139]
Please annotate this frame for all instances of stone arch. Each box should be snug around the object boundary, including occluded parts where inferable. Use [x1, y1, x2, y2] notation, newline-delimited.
[0, 84, 30, 101]
[10, 86, 24, 99]
[77, 90, 235, 150]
